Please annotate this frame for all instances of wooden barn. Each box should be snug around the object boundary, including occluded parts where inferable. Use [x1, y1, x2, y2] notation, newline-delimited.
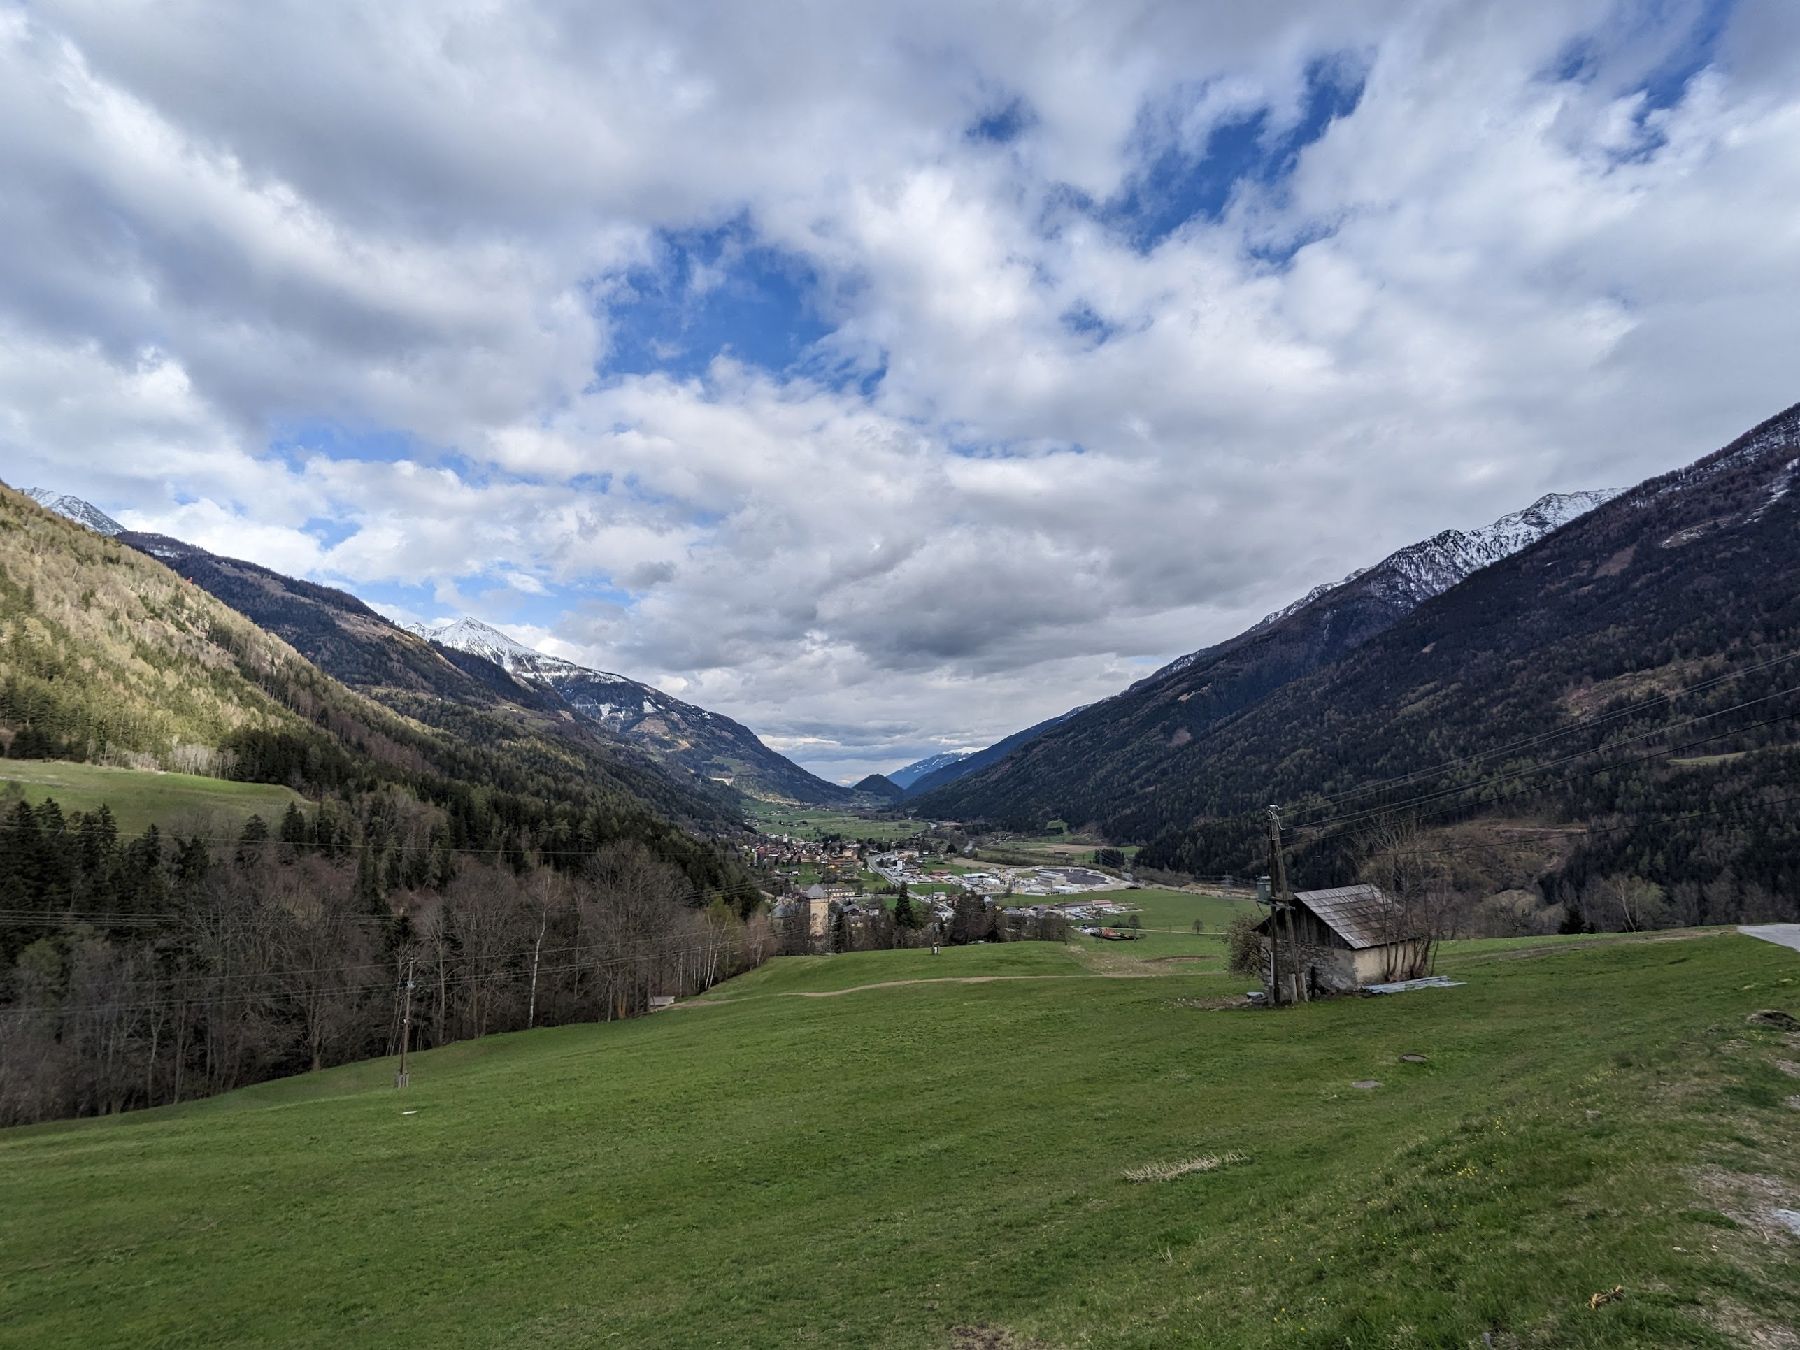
[1260, 883, 1431, 996]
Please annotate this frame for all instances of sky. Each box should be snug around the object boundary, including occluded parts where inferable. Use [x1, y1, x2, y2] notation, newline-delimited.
[3, 0, 1798, 783]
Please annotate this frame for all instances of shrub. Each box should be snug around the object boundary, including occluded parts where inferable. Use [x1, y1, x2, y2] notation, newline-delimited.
[1223, 913, 1264, 978]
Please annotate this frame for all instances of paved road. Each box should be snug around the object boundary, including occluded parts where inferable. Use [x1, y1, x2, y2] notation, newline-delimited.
[1740, 924, 1800, 953]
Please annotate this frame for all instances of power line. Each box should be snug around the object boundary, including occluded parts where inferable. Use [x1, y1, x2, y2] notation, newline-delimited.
[1340, 787, 1800, 870]
[1294, 680, 1800, 838]
[1290, 646, 1800, 824]
[0, 935, 740, 1020]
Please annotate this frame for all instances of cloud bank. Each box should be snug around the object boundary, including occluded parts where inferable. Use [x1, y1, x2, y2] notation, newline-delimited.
[3, 0, 1797, 779]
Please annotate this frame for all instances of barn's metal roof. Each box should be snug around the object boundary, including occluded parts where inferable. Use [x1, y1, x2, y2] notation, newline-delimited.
[1292, 883, 1419, 949]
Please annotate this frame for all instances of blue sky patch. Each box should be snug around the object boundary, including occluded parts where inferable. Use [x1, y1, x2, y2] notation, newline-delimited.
[1099, 57, 1366, 251]
[1549, 0, 1736, 159]
[1059, 303, 1117, 346]
[967, 97, 1034, 144]
[269, 417, 425, 467]
[600, 217, 834, 381]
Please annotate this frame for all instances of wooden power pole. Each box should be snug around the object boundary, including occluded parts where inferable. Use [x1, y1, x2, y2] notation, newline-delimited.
[396, 956, 415, 1088]
[1266, 805, 1306, 1004]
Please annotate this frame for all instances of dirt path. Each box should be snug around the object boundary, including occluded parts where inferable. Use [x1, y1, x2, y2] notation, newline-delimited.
[782, 974, 1113, 998]
[684, 971, 1163, 1007]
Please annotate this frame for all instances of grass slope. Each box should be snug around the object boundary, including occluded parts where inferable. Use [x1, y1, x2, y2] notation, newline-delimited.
[3, 935, 1797, 1348]
[0, 759, 306, 835]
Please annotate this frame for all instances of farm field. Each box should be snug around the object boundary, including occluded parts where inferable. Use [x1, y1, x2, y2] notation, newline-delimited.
[3, 932, 1798, 1348]
[1091, 887, 1258, 931]
[748, 800, 919, 843]
[0, 759, 308, 836]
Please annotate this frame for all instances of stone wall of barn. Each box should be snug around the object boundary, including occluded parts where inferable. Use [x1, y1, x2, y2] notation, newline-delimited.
[1352, 940, 1431, 984]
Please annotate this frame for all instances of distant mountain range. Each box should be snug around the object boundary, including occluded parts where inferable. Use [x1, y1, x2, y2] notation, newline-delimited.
[26, 394, 1800, 929]
[886, 752, 969, 790]
[11, 493, 859, 808]
[901, 707, 1087, 800]
[410, 617, 859, 805]
[915, 489, 1621, 831]
[0, 484, 748, 889]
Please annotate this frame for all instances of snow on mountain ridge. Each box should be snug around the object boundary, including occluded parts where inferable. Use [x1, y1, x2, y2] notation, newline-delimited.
[888, 751, 972, 789]
[1267, 489, 1618, 621]
[409, 616, 541, 665]
[413, 614, 853, 802]
[1145, 489, 1618, 688]
[22, 488, 125, 536]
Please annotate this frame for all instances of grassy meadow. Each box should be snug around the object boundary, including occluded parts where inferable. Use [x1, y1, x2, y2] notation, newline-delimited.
[0, 759, 308, 835]
[3, 932, 1798, 1348]
[749, 800, 921, 843]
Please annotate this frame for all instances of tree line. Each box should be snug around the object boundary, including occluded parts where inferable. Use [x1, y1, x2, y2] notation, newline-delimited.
[775, 881, 1073, 956]
[0, 795, 772, 1127]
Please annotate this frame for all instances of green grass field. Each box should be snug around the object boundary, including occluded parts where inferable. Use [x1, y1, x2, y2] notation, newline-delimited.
[0, 759, 308, 835]
[970, 831, 1141, 867]
[749, 800, 920, 843]
[1087, 887, 1258, 931]
[3, 932, 1798, 1348]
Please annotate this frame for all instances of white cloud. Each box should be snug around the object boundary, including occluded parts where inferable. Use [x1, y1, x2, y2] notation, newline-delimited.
[4, 0, 1799, 781]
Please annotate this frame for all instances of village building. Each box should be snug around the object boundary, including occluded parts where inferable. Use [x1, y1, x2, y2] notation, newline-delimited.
[1259, 883, 1432, 995]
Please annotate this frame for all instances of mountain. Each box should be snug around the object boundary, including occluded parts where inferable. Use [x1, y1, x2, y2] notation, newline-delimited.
[901, 707, 1086, 800]
[412, 617, 856, 806]
[1141, 490, 1618, 689]
[1132, 402, 1800, 914]
[940, 402, 1800, 923]
[0, 484, 748, 889]
[852, 773, 904, 802]
[22, 488, 124, 536]
[98, 528, 741, 831]
[117, 532, 561, 707]
[9, 491, 852, 810]
[914, 488, 1619, 832]
[887, 751, 969, 790]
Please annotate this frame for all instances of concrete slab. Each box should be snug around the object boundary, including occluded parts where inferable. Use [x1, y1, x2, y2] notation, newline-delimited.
[1741, 924, 1800, 953]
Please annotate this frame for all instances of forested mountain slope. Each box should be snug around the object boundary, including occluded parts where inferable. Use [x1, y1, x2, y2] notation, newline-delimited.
[93, 521, 850, 807]
[0, 484, 766, 1126]
[969, 403, 1800, 922]
[111, 532, 752, 824]
[118, 533, 567, 712]
[0, 485, 743, 873]
[852, 773, 904, 802]
[414, 618, 857, 806]
[916, 491, 1612, 826]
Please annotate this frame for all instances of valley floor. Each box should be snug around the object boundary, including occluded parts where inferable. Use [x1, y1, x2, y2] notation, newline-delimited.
[3, 931, 1798, 1348]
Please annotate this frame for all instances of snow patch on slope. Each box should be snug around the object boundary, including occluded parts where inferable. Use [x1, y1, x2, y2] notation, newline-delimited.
[22, 488, 125, 536]
[1145, 488, 1618, 688]
[889, 751, 972, 789]
[1272, 489, 1618, 621]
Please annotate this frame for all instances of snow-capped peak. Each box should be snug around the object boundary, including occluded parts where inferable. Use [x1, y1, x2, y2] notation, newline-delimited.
[410, 615, 638, 691]
[22, 488, 125, 537]
[1256, 487, 1621, 627]
[888, 750, 972, 789]
[409, 616, 552, 672]
[1139, 486, 1620, 689]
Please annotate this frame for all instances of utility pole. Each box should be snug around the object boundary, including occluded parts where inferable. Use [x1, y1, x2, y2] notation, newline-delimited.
[1267, 805, 1305, 1004]
[396, 956, 415, 1088]
[527, 909, 547, 1029]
